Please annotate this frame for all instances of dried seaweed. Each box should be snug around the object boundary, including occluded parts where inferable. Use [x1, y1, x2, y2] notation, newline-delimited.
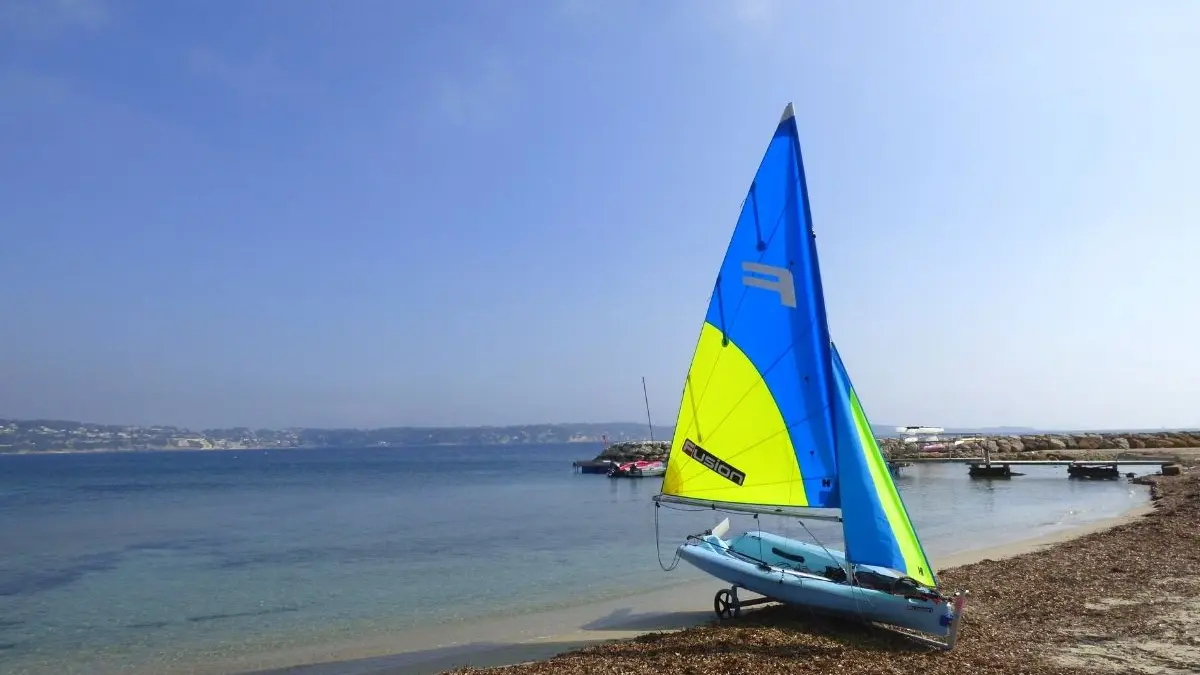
[443, 470, 1200, 675]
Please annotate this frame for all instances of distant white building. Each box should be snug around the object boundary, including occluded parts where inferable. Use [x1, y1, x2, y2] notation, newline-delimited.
[896, 426, 945, 443]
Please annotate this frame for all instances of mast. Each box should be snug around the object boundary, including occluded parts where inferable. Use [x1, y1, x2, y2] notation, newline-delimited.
[641, 376, 655, 442]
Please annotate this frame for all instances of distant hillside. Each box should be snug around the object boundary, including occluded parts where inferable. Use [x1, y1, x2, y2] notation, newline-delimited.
[5, 415, 1192, 454]
[0, 418, 671, 453]
[291, 422, 672, 448]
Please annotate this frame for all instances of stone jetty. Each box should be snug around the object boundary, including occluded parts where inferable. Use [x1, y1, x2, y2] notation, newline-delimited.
[882, 430, 1200, 464]
[592, 440, 671, 463]
[587, 431, 1200, 466]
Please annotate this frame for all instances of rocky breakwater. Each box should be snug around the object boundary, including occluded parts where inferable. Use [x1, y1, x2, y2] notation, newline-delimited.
[589, 431, 1200, 466]
[593, 440, 671, 463]
[881, 430, 1200, 466]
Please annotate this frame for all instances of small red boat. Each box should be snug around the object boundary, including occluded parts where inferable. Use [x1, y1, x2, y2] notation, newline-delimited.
[607, 459, 666, 478]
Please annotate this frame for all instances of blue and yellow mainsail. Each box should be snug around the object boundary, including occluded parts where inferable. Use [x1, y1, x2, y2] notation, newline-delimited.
[655, 102, 937, 588]
[658, 103, 840, 513]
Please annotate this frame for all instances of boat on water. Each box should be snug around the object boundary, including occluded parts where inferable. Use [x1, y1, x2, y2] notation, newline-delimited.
[609, 459, 666, 478]
[651, 103, 969, 649]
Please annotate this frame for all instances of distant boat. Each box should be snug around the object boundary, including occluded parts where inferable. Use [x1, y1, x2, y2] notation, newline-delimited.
[608, 459, 666, 478]
[651, 103, 969, 649]
[897, 426, 945, 436]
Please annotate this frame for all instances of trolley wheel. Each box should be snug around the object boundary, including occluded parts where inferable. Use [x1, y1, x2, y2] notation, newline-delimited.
[714, 588, 740, 620]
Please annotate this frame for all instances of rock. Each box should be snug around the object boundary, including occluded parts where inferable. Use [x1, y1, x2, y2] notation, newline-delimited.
[595, 440, 670, 462]
[1021, 435, 1051, 451]
[727, 429, 1199, 466]
[1165, 432, 1197, 448]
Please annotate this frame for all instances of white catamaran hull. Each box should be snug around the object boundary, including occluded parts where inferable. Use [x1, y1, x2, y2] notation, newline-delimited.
[677, 529, 966, 641]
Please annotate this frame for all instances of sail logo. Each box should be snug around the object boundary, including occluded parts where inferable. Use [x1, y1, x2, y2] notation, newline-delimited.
[682, 439, 746, 485]
[741, 262, 796, 308]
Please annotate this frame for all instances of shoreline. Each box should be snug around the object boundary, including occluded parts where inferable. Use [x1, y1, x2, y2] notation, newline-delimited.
[0, 442, 611, 456]
[7, 444, 1198, 461]
[434, 469, 1199, 675]
[933, 501, 1156, 568]
[232, 499, 1160, 675]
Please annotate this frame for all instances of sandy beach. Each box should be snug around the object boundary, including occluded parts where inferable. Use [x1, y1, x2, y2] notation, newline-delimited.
[237, 470, 1199, 675]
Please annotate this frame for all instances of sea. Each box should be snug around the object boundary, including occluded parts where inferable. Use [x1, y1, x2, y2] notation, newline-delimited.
[0, 444, 1156, 675]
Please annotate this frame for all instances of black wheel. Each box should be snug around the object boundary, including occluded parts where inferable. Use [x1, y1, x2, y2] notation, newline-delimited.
[714, 588, 739, 620]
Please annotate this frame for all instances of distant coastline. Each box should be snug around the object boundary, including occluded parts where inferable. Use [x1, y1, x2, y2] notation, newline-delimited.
[0, 419, 672, 455]
[2, 416, 1199, 456]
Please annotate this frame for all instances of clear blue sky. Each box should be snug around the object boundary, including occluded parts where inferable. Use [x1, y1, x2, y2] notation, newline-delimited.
[2, 0, 1196, 430]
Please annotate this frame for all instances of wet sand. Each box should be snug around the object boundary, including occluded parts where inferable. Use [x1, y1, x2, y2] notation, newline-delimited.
[238, 476, 1191, 675]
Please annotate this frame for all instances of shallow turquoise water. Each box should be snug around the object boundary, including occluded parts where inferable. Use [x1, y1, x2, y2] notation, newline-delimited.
[0, 446, 1154, 674]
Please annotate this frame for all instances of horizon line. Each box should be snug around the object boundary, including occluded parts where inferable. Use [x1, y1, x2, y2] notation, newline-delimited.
[2, 416, 1197, 434]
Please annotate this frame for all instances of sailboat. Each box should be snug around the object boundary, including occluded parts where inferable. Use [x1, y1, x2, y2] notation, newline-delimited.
[651, 103, 969, 649]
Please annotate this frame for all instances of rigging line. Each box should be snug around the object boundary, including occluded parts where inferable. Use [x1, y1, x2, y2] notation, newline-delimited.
[670, 432, 834, 498]
[711, 185, 795, 346]
[683, 188, 799, 419]
[673, 405, 808, 492]
[755, 514, 763, 567]
[680, 318, 727, 442]
[655, 502, 717, 512]
[686, 342, 797, 445]
[684, 371, 703, 444]
[797, 517, 873, 619]
[653, 503, 682, 572]
[797, 517, 844, 581]
[682, 312, 822, 444]
[696, 317, 816, 451]
[705, 185, 796, 335]
[680, 409, 833, 483]
[715, 284, 729, 346]
[670, 341, 827, 491]
[703, 409, 831, 469]
[749, 182, 765, 251]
